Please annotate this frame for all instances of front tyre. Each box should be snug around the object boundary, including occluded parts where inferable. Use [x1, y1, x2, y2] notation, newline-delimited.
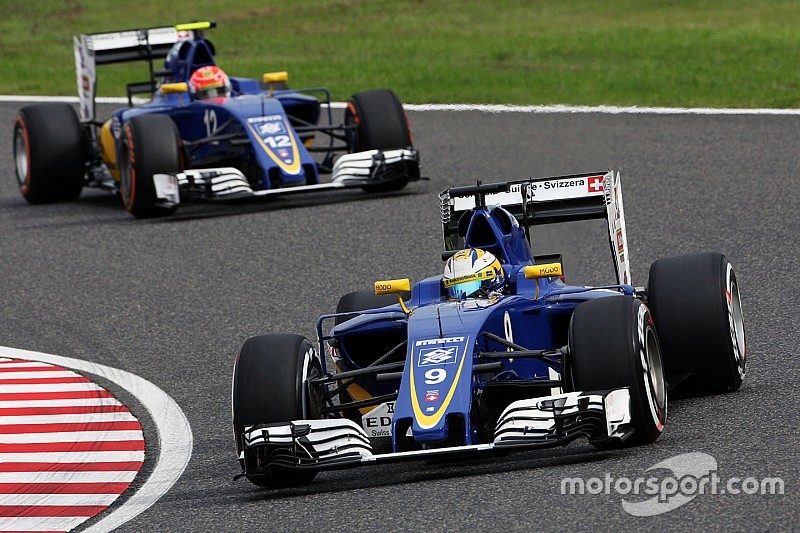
[648, 252, 746, 395]
[119, 114, 181, 218]
[231, 334, 322, 487]
[13, 104, 85, 203]
[345, 89, 415, 192]
[568, 296, 667, 446]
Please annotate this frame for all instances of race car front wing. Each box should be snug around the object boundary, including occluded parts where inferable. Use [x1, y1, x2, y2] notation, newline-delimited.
[153, 148, 419, 207]
[237, 388, 632, 477]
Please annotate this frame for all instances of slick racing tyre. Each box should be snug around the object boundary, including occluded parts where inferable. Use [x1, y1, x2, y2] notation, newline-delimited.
[14, 104, 85, 203]
[119, 114, 181, 218]
[568, 296, 667, 446]
[648, 252, 746, 396]
[232, 334, 322, 487]
[345, 89, 414, 192]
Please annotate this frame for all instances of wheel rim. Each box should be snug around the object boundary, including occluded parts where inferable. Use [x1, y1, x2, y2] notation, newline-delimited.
[13, 124, 28, 187]
[729, 279, 747, 377]
[644, 325, 667, 429]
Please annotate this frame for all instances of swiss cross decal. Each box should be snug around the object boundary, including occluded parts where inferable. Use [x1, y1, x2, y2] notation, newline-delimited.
[588, 175, 604, 193]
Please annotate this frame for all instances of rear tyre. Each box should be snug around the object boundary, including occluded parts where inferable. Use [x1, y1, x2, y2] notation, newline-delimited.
[345, 89, 415, 192]
[648, 252, 746, 396]
[568, 296, 667, 446]
[13, 104, 85, 203]
[119, 114, 181, 218]
[232, 334, 322, 487]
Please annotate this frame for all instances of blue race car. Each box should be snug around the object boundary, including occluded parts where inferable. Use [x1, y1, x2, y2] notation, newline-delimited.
[232, 171, 747, 487]
[12, 21, 420, 218]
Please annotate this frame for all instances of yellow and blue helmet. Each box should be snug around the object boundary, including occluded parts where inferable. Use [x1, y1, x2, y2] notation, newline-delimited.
[443, 248, 505, 300]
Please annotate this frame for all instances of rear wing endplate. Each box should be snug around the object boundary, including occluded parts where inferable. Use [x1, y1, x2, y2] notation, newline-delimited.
[73, 22, 212, 121]
[439, 170, 632, 285]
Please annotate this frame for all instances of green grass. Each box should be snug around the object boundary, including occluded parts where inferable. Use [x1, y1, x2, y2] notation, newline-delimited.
[3, 0, 800, 107]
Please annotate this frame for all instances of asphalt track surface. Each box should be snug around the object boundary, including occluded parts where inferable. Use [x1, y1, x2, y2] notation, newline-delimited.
[1, 101, 798, 531]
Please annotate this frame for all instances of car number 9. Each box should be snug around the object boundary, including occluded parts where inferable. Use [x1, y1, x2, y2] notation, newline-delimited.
[424, 368, 446, 385]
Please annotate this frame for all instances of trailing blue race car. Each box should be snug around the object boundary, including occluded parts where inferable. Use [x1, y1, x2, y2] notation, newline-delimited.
[13, 21, 420, 218]
[232, 171, 747, 487]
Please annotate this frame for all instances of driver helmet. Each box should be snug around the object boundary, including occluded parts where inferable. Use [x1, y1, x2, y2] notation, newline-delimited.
[443, 248, 505, 300]
[188, 65, 231, 100]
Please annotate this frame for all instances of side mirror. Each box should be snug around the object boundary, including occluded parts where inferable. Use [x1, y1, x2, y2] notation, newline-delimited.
[262, 71, 289, 96]
[374, 279, 411, 295]
[161, 82, 189, 94]
[524, 263, 563, 279]
[375, 279, 411, 314]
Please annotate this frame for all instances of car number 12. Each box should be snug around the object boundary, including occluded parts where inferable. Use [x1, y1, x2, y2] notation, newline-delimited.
[264, 135, 292, 148]
[203, 109, 218, 136]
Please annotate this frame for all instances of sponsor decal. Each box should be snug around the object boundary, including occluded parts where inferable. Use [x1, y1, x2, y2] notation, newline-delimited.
[442, 268, 496, 289]
[361, 402, 395, 437]
[415, 336, 466, 347]
[425, 390, 440, 402]
[257, 120, 285, 136]
[419, 347, 458, 366]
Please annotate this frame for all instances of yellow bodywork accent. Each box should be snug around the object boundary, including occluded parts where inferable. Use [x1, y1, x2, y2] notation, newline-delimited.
[524, 263, 563, 279]
[374, 280, 412, 314]
[263, 72, 289, 97]
[334, 362, 376, 415]
[410, 341, 468, 429]
[374, 279, 411, 295]
[175, 21, 213, 31]
[263, 71, 289, 84]
[161, 82, 188, 94]
[99, 120, 119, 182]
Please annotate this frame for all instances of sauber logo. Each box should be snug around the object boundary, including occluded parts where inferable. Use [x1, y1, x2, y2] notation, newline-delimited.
[419, 347, 457, 366]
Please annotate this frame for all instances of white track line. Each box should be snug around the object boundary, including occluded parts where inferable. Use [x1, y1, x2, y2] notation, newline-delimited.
[2, 94, 800, 115]
[0, 347, 193, 533]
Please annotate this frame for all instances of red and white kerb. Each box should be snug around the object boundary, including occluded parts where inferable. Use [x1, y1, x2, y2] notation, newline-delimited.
[0, 358, 144, 532]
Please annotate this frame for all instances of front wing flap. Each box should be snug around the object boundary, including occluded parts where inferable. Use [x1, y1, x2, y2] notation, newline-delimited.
[239, 388, 632, 476]
[153, 148, 420, 207]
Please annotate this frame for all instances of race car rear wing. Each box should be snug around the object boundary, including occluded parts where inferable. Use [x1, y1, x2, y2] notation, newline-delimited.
[73, 21, 213, 121]
[439, 170, 632, 285]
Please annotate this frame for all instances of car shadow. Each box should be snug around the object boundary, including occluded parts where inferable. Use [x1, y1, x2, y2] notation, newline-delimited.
[2, 185, 427, 229]
[236, 445, 614, 502]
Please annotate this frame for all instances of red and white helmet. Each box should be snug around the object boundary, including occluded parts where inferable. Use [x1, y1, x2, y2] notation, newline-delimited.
[188, 65, 231, 100]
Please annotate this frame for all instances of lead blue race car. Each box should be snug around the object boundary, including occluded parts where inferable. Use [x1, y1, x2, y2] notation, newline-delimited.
[232, 170, 747, 487]
[13, 21, 420, 218]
